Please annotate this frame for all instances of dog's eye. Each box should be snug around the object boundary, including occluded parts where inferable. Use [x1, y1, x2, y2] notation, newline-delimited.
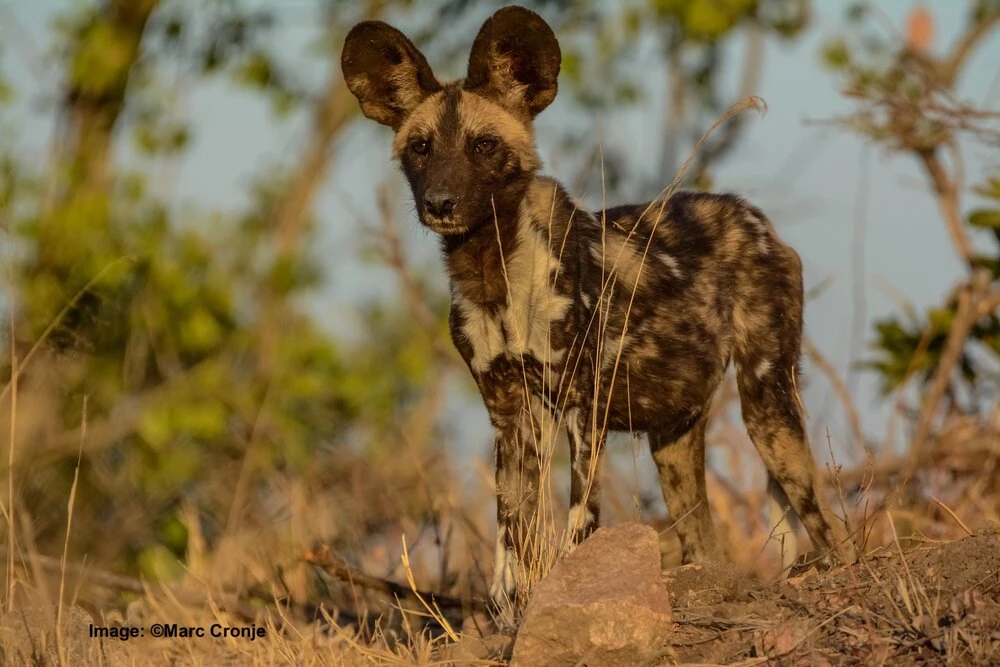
[409, 139, 430, 155]
[475, 138, 498, 155]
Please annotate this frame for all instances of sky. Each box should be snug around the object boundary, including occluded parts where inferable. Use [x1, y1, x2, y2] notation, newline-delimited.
[2, 1, 998, 481]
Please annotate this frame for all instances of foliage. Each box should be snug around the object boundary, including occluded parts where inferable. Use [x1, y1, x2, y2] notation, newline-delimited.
[565, 0, 811, 195]
[0, 0, 441, 578]
[823, 2, 1000, 415]
[866, 175, 1000, 407]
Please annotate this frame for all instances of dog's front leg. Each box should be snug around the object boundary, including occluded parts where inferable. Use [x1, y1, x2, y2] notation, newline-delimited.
[565, 407, 605, 546]
[482, 378, 542, 620]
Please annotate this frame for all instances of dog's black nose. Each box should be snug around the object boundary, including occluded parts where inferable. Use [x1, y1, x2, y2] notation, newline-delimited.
[424, 189, 457, 218]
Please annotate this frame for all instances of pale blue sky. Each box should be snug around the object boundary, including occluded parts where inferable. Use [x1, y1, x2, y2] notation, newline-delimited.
[2, 1, 998, 477]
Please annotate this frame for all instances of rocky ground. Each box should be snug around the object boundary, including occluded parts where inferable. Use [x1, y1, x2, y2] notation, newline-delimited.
[453, 523, 1000, 666]
[3, 522, 998, 665]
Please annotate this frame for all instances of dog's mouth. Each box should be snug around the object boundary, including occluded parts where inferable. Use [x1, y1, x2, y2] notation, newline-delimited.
[421, 215, 471, 236]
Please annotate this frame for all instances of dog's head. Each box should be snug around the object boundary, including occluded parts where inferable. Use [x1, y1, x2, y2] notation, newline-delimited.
[341, 7, 560, 236]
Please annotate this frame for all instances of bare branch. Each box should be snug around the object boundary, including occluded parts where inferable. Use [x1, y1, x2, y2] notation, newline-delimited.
[272, 76, 358, 259]
[272, 0, 392, 257]
[60, 0, 159, 193]
[831, 413, 999, 490]
[657, 41, 686, 186]
[373, 183, 460, 367]
[938, 7, 1000, 88]
[916, 146, 975, 268]
[256, 0, 386, 375]
[304, 544, 485, 614]
[802, 336, 867, 456]
[908, 269, 993, 465]
[984, 288, 1000, 314]
[692, 23, 766, 183]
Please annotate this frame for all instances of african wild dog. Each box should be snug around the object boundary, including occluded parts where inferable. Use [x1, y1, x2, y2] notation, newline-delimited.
[342, 6, 858, 612]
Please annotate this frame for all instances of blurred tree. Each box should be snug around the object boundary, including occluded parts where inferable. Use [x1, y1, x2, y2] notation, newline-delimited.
[645, 0, 810, 190]
[1, 0, 444, 578]
[823, 2, 1000, 441]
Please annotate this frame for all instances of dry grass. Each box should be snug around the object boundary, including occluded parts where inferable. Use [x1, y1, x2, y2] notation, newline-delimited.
[664, 526, 1000, 665]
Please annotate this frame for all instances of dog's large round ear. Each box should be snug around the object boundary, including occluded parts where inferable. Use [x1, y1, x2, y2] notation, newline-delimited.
[464, 6, 561, 118]
[341, 21, 442, 130]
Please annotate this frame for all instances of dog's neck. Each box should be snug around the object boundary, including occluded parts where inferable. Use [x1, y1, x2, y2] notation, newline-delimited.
[440, 181, 539, 309]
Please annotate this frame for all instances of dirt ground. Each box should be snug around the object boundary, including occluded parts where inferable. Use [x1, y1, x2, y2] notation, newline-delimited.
[654, 528, 1000, 666]
[2, 529, 998, 665]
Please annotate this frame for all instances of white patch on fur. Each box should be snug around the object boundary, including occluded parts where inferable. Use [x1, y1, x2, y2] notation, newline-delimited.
[454, 294, 506, 373]
[565, 408, 587, 476]
[589, 234, 646, 289]
[457, 200, 573, 374]
[744, 210, 771, 254]
[600, 331, 628, 371]
[766, 478, 801, 576]
[755, 359, 772, 379]
[489, 527, 519, 604]
[567, 503, 595, 535]
[502, 210, 573, 359]
[757, 233, 771, 255]
[657, 252, 683, 279]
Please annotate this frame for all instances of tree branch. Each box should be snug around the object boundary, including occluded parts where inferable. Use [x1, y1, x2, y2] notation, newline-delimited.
[692, 22, 765, 183]
[916, 145, 975, 268]
[272, 75, 358, 259]
[373, 183, 459, 366]
[256, 0, 385, 375]
[657, 40, 686, 186]
[908, 269, 993, 465]
[61, 0, 159, 193]
[304, 544, 485, 614]
[802, 335, 867, 456]
[938, 6, 1000, 88]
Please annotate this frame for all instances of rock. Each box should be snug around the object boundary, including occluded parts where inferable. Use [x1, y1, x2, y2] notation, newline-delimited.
[439, 612, 514, 664]
[511, 522, 673, 667]
[441, 630, 514, 664]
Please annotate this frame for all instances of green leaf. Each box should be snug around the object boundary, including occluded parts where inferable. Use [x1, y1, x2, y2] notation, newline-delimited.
[175, 400, 226, 439]
[650, 0, 687, 19]
[157, 514, 189, 554]
[137, 543, 185, 581]
[138, 406, 173, 450]
[623, 7, 643, 37]
[562, 50, 582, 85]
[972, 177, 1000, 200]
[927, 306, 955, 333]
[0, 76, 14, 105]
[968, 208, 1000, 229]
[684, 0, 735, 40]
[179, 307, 223, 352]
[234, 49, 274, 89]
[821, 39, 851, 70]
[846, 2, 868, 21]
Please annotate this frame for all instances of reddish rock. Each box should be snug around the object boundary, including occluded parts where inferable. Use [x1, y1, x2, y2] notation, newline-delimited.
[511, 522, 672, 667]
